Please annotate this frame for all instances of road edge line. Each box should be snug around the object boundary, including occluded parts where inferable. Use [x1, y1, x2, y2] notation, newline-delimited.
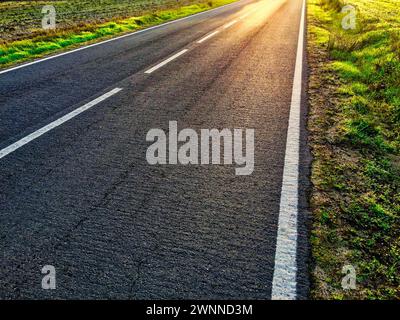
[271, 0, 305, 300]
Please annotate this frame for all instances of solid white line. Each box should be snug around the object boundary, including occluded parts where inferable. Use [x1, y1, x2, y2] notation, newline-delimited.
[271, 0, 305, 300]
[223, 19, 238, 29]
[0, 0, 248, 76]
[197, 30, 220, 44]
[144, 49, 188, 74]
[0, 88, 122, 160]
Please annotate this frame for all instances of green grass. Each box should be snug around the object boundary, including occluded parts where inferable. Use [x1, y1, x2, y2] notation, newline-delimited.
[0, 0, 237, 68]
[308, 0, 400, 299]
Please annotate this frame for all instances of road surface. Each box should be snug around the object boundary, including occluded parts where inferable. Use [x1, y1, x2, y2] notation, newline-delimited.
[0, 0, 310, 299]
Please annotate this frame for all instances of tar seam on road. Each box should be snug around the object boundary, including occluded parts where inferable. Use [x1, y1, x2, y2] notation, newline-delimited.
[0, 0, 248, 76]
[271, 0, 305, 300]
[0, 88, 122, 160]
[144, 49, 189, 74]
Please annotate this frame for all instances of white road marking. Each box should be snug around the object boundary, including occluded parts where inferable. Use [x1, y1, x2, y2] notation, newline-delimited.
[239, 10, 253, 19]
[0, 0, 247, 76]
[0, 88, 122, 160]
[144, 4, 261, 73]
[271, 0, 305, 300]
[223, 19, 238, 29]
[197, 30, 220, 44]
[144, 49, 188, 74]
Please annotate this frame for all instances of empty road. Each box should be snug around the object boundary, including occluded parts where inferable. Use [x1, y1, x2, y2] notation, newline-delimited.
[0, 0, 309, 299]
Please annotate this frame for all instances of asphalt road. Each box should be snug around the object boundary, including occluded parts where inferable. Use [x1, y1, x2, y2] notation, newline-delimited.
[0, 0, 309, 299]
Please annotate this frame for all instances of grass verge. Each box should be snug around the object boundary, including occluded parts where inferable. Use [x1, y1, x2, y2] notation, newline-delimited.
[308, 0, 400, 299]
[0, 0, 237, 69]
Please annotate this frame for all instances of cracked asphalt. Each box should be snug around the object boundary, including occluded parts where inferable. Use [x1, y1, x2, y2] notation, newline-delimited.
[0, 0, 310, 299]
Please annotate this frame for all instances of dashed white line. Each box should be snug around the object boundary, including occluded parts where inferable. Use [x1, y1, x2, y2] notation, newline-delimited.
[144, 49, 189, 74]
[0, 0, 247, 76]
[223, 19, 238, 29]
[197, 30, 220, 43]
[0, 88, 122, 160]
[271, 0, 305, 300]
[145, 6, 260, 73]
[239, 11, 252, 19]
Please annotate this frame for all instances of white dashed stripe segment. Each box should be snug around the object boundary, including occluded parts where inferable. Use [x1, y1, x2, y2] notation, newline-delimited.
[239, 10, 253, 19]
[271, 0, 305, 300]
[223, 19, 238, 29]
[144, 49, 188, 74]
[197, 30, 220, 43]
[0, 88, 122, 160]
